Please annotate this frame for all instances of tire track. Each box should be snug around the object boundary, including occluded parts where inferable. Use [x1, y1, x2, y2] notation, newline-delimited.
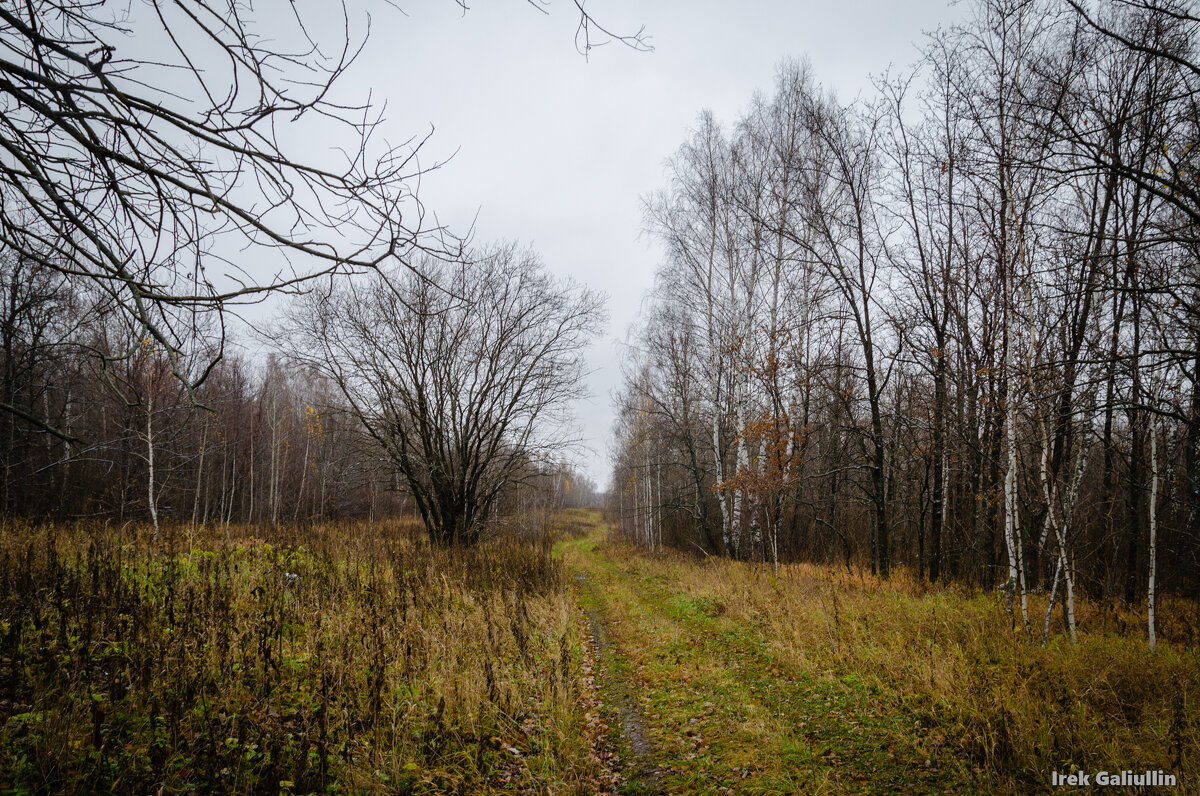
[575, 572, 664, 793]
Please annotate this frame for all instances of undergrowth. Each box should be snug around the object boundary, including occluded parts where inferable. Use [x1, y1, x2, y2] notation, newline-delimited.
[0, 518, 593, 794]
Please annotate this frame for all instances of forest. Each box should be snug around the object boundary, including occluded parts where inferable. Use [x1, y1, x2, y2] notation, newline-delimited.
[612, 0, 1200, 644]
[0, 250, 601, 535]
[1, 0, 1198, 793]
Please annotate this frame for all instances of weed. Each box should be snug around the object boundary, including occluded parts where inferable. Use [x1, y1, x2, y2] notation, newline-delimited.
[0, 518, 598, 794]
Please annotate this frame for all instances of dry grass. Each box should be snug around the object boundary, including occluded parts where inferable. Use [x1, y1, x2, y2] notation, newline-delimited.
[571, 533, 1199, 792]
[3, 511, 1192, 794]
[0, 518, 597, 794]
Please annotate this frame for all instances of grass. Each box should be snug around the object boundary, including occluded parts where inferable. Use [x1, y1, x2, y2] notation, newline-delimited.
[1, 509, 1195, 794]
[0, 517, 599, 794]
[560, 519, 1200, 794]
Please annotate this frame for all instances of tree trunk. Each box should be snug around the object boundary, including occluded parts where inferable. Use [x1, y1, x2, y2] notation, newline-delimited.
[1148, 415, 1159, 650]
[146, 388, 160, 540]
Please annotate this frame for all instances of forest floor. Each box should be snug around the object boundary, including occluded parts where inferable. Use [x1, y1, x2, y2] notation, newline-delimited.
[559, 511, 1200, 795]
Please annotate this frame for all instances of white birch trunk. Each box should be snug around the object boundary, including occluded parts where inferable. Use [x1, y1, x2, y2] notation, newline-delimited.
[146, 388, 160, 540]
[269, 385, 279, 526]
[731, 383, 746, 557]
[1003, 298, 1031, 638]
[713, 411, 731, 554]
[225, 459, 237, 530]
[1042, 553, 1062, 645]
[192, 420, 207, 527]
[656, 455, 663, 553]
[645, 462, 652, 549]
[294, 435, 310, 524]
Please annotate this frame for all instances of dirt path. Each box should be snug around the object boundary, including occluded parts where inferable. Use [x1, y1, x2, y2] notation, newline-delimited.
[575, 572, 664, 792]
[559, 515, 977, 794]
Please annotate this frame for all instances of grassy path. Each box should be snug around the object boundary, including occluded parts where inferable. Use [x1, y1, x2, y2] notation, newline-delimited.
[575, 571, 663, 790]
[559, 518, 979, 795]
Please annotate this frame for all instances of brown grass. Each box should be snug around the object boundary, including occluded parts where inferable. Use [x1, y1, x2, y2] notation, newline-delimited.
[0, 518, 596, 794]
[585, 537, 1199, 791]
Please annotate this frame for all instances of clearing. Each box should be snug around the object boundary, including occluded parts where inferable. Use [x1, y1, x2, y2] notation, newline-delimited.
[559, 511, 1198, 795]
[1, 511, 1194, 794]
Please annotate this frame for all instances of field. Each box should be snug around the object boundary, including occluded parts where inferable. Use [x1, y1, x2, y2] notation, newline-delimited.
[1, 511, 1196, 794]
[561, 518, 1199, 794]
[0, 518, 598, 794]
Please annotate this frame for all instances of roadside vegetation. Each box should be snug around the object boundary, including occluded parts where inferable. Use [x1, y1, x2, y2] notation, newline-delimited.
[0, 517, 599, 794]
[2, 510, 1195, 794]
[562, 515, 1199, 795]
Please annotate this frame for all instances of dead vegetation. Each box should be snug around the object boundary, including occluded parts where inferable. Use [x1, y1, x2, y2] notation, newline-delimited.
[0, 518, 598, 794]
[572, 535, 1200, 792]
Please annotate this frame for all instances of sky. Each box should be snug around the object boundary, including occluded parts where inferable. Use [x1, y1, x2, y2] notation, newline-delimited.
[292, 0, 969, 489]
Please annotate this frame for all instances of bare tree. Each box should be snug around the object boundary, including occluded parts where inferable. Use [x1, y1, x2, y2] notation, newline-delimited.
[279, 244, 604, 545]
[796, 94, 898, 578]
[0, 251, 91, 511]
[0, 0, 647, 420]
[612, 0, 1200, 626]
[0, 2, 463, 387]
[1064, 0, 1200, 229]
[645, 112, 743, 556]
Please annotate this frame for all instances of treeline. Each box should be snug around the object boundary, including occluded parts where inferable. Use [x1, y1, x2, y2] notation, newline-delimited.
[0, 255, 598, 529]
[610, 0, 1200, 624]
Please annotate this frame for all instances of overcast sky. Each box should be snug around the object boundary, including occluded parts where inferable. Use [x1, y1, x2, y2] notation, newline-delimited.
[321, 0, 968, 489]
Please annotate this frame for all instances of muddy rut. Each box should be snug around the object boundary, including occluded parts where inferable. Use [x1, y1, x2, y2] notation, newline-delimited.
[575, 572, 664, 793]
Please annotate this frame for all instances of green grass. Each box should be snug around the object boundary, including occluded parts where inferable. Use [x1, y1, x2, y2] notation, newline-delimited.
[2, 510, 1193, 794]
[560, 520, 1199, 795]
[564, 534, 970, 793]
